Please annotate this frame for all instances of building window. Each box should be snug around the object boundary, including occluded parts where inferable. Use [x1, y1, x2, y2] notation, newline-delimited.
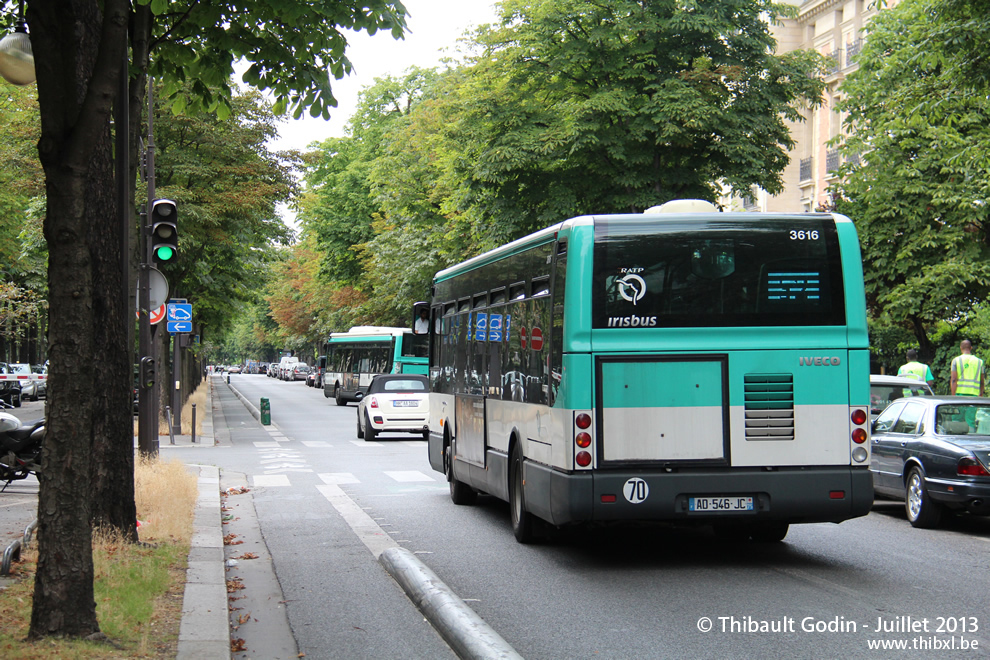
[800, 157, 813, 182]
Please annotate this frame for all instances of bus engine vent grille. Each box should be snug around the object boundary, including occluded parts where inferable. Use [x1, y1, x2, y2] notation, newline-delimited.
[743, 374, 795, 441]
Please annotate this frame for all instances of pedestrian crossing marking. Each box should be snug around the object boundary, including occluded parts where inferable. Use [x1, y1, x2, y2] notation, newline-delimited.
[384, 471, 435, 483]
[319, 473, 359, 485]
[350, 440, 383, 447]
[253, 475, 291, 487]
[300, 441, 332, 448]
[253, 441, 281, 448]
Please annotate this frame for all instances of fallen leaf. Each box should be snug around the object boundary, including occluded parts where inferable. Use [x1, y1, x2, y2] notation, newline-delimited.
[235, 552, 259, 560]
[226, 578, 245, 593]
[238, 612, 251, 624]
[231, 638, 247, 652]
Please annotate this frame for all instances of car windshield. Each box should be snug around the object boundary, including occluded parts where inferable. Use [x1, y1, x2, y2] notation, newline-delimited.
[9, 364, 31, 374]
[382, 379, 427, 392]
[935, 404, 990, 435]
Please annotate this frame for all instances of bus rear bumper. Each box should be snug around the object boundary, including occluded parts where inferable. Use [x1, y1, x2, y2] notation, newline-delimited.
[527, 463, 873, 526]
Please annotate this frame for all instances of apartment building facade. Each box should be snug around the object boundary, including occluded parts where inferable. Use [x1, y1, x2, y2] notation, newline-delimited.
[732, 0, 889, 212]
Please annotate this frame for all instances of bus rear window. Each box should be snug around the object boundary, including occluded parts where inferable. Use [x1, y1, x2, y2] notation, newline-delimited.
[592, 216, 845, 328]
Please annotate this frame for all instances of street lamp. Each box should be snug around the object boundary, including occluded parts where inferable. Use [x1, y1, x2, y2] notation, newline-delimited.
[0, 1, 35, 86]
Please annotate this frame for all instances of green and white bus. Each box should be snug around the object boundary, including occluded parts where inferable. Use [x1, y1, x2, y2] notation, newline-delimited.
[322, 326, 429, 406]
[422, 200, 872, 543]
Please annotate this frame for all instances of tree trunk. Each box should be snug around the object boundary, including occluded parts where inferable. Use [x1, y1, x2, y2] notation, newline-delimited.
[27, 0, 129, 639]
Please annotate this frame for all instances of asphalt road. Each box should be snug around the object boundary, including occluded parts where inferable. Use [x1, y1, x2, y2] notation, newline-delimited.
[183, 375, 990, 660]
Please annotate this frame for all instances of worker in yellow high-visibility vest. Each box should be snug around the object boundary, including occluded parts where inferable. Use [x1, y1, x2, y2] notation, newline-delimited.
[897, 349, 935, 389]
[950, 340, 985, 396]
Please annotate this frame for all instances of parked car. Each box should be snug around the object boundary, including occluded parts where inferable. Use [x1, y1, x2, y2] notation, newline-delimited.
[870, 395, 990, 528]
[356, 374, 429, 441]
[227, 365, 242, 374]
[0, 362, 21, 408]
[291, 364, 311, 381]
[267, 363, 279, 377]
[870, 374, 933, 421]
[20, 364, 47, 401]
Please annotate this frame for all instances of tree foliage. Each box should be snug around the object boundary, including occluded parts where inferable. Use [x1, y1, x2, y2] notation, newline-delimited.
[833, 0, 990, 360]
[151, 86, 296, 338]
[277, 0, 826, 341]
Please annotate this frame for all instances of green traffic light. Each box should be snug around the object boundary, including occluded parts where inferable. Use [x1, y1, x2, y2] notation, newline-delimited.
[156, 246, 175, 261]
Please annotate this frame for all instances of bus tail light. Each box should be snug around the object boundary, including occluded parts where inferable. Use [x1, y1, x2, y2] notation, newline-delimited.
[573, 410, 594, 470]
[849, 406, 869, 463]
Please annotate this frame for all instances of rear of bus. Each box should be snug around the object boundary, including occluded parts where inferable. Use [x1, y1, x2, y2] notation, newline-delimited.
[552, 204, 872, 528]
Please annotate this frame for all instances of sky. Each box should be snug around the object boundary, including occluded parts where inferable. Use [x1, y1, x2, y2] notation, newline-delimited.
[267, 0, 501, 153]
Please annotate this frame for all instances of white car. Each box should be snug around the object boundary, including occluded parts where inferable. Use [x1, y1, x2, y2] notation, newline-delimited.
[870, 374, 933, 421]
[356, 374, 429, 441]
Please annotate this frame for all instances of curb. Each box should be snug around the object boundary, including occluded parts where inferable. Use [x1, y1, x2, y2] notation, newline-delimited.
[176, 464, 229, 659]
[225, 379, 262, 423]
[380, 547, 523, 660]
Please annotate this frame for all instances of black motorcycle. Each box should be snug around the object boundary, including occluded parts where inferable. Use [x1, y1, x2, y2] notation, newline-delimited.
[0, 411, 44, 492]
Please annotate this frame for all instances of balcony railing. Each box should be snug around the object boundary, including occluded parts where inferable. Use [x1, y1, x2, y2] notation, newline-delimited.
[826, 149, 840, 172]
[845, 39, 863, 67]
[825, 51, 841, 76]
[799, 157, 813, 181]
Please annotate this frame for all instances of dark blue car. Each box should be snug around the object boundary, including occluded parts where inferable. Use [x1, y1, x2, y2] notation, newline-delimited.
[871, 396, 990, 528]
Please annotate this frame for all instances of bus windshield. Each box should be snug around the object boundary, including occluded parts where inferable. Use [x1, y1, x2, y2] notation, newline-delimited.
[593, 216, 845, 328]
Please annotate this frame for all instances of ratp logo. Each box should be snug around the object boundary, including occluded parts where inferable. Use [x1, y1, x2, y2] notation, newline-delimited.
[617, 273, 646, 306]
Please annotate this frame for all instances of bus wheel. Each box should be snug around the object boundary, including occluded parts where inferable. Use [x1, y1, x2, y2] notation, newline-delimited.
[510, 444, 535, 543]
[335, 387, 346, 406]
[750, 523, 789, 543]
[446, 439, 476, 505]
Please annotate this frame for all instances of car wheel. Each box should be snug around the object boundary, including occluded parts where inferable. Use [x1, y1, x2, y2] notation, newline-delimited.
[446, 438, 476, 505]
[364, 412, 378, 442]
[356, 412, 364, 439]
[13, 394, 20, 408]
[905, 467, 943, 528]
[510, 443, 535, 543]
[335, 387, 346, 407]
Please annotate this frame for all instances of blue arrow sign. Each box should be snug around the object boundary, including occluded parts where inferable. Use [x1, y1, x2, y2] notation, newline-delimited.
[167, 320, 192, 333]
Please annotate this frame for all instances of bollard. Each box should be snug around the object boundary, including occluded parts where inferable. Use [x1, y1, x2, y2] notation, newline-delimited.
[192, 404, 197, 443]
[226, 373, 230, 385]
[260, 397, 271, 425]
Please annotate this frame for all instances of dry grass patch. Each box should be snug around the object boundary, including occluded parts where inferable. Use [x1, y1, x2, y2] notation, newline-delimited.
[0, 457, 198, 658]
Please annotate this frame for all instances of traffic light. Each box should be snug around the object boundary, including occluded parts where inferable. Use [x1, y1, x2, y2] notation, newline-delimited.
[150, 198, 178, 264]
[139, 356, 156, 389]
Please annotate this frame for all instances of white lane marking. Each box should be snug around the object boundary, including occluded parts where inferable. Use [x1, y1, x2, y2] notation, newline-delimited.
[253, 441, 281, 448]
[301, 441, 332, 448]
[317, 484, 399, 558]
[264, 467, 313, 474]
[350, 440, 383, 447]
[259, 454, 303, 463]
[385, 471, 435, 483]
[0, 497, 34, 509]
[319, 473, 359, 485]
[253, 475, 291, 487]
[401, 441, 426, 446]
